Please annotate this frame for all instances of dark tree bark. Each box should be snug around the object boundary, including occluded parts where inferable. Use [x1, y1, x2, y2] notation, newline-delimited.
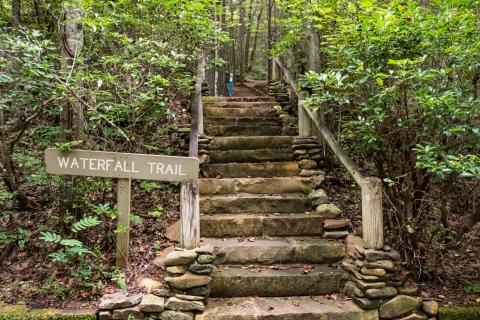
[244, 0, 254, 71]
[11, 0, 21, 26]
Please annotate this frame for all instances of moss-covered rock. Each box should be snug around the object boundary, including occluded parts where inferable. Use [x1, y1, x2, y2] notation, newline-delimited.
[439, 306, 480, 320]
[0, 304, 95, 320]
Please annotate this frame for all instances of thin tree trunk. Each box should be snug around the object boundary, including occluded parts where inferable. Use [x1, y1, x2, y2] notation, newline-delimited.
[11, 0, 21, 26]
[59, 2, 84, 217]
[244, 0, 254, 71]
[216, 0, 228, 95]
[229, 0, 236, 78]
[267, 0, 273, 82]
[238, 0, 246, 84]
[248, 2, 264, 72]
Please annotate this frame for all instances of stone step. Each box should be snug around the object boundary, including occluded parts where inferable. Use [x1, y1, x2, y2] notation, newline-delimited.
[199, 177, 322, 195]
[210, 265, 348, 297]
[197, 296, 379, 320]
[204, 107, 276, 118]
[203, 96, 275, 103]
[202, 237, 345, 265]
[202, 162, 299, 178]
[200, 194, 311, 214]
[209, 149, 295, 163]
[203, 101, 277, 108]
[210, 136, 294, 150]
[204, 117, 278, 126]
[204, 125, 283, 136]
[200, 214, 325, 238]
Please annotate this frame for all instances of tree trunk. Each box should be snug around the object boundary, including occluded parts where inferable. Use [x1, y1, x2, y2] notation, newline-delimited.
[216, 0, 228, 95]
[267, 0, 273, 82]
[59, 2, 84, 217]
[248, 2, 264, 72]
[238, 0, 246, 85]
[229, 0, 236, 78]
[244, 0, 254, 71]
[11, 0, 21, 26]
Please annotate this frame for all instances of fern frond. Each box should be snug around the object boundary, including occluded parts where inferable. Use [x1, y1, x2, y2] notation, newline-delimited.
[72, 216, 101, 233]
[60, 239, 84, 247]
[48, 251, 67, 263]
[39, 231, 62, 243]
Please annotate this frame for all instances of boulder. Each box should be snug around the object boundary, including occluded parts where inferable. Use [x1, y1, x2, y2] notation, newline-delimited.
[345, 235, 365, 258]
[343, 281, 364, 298]
[398, 286, 417, 296]
[165, 273, 212, 289]
[365, 286, 398, 299]
[298, 159, 317, 170]
[186, 286, 211, 297]
[308, 189, 329, 205]
[361, 267, 387, 277]
[323, 230, 349, 239]
[175, 294, 205, 301]
[315, 204, 341, 218]
[152, 289, 171, 297]
[195, 244, 214, 255]
[165, 297, 204, 312]
[365, 259, 395, 271]
[324, 219, 350, 230]
[166, 265, 188, 275]
[379, 295, 422, 319]
[112, 306, 144, 320]
[421, 301, 439, 316]
[197, 254, 215, 264]
[165, 221, 180, 242]
[352, 297, 383, 310]
[300, 169, 325, 177]
[98, 311, 112, 320]
[138, 277, 163, 293]
[139, 294, 164, 313]
[160, 311, 194, 320]
[189, 263, 214, 275]
[364, 249, 402, 261]
[164, 251, 198, 266]
[99, 291, 143, 310]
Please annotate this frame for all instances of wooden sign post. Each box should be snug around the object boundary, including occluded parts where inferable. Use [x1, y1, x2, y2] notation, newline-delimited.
[45, 148, 199, 268]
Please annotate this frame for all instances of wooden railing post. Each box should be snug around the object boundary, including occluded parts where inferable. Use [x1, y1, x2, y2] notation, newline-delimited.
[180, 55, 204, 249]
[361, 177, 384, 249]
[180, 180, 200, 249]
[297, 91, 312, 137]
[272, 59, 281, 81]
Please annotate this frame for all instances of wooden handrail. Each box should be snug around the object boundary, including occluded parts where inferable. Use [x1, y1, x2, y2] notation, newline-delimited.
[180, 56, 205, 249]
[274, 57, 384, 249]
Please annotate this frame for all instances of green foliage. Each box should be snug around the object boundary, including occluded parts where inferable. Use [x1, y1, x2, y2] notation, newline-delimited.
[278, 0, 480, 271]
[110, 269, 127, 289]
[139, 181, 162, 192]
[55, 141, 83, 152]
[464, 282, 480, 294]
[71, 216, 102, 233]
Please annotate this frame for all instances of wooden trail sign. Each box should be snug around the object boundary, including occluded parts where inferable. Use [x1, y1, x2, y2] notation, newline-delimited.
[45, 148, 199, 268]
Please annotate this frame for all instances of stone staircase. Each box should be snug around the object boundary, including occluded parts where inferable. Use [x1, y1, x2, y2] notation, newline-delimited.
[196, 95, 377, 319]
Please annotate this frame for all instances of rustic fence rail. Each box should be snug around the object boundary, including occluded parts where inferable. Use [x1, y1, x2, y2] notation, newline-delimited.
[274, 57, 384, 249]
[180, 57, 205, 249]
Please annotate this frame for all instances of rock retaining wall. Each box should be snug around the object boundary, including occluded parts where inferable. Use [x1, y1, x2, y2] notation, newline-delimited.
[343, 235, 439, 320]
[97, 245, 215, 320]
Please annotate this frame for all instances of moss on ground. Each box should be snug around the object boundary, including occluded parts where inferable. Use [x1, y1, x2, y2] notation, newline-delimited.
[0, 304, 95, 320]
[439, 306, 480, 320]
